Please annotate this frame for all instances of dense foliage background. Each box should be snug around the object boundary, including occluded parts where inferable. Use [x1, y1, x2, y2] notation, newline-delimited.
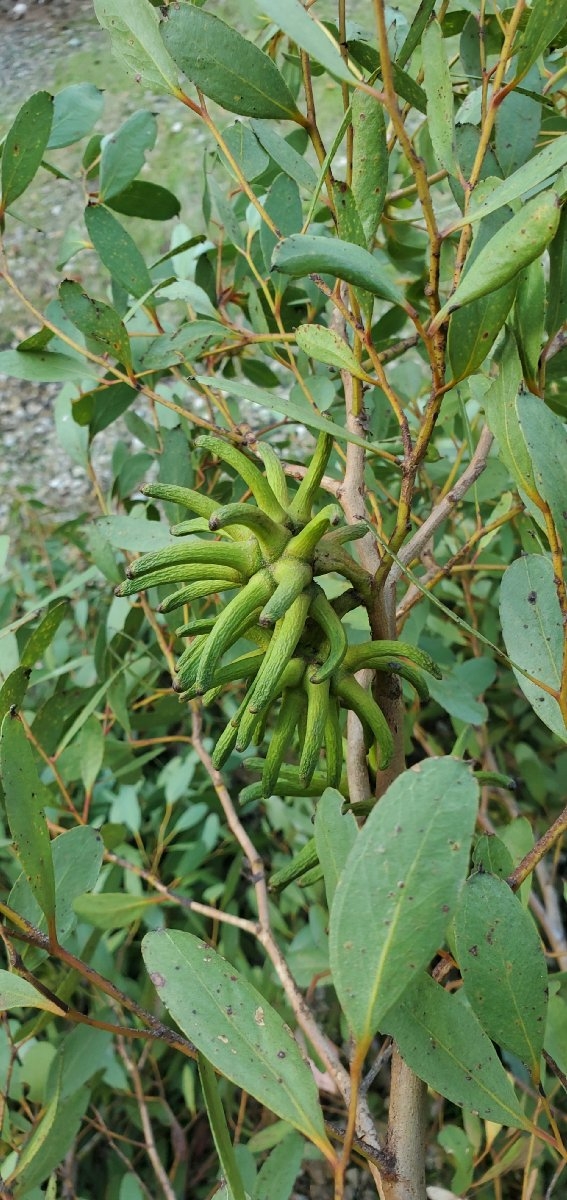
[1, 2, 567, 1198]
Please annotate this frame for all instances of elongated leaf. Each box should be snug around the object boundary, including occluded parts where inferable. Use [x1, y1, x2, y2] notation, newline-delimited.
[295, 325, 368, 380]
[252, 0, 355, 84]
[329, 758, 478, 1044]
[500, 555, 567, 741]
[142, 929, 332, 1155]
[96, 514, 174, 552]
[383, 974, 529, 1128]
[272, 234, 407, 310]
[73, 891, 159, 930]
[435, 190, 561, 327]
[9, 1077, 90, 1196]
[162, 4, 301, 121]
[483, 331, 534, 496]
[9, 825, 104, 944]
[190, 374, 375, 451]
[397, 0, 436, 67]
[448, 280, 516, 381]
[511, 258, 545, 390]
[422, 19, 459, 177]
[20, 600, 70, 669]
[84, 204, 153, 300]
[0, 971, 64, 1016]
[518, 392, 567, 551]
[314, 788, 357, 910]
[350, 90, 388, 245]
[1, 91, 53, 214]
[93, 0, 181, 95]
[99, 110, 157, 201]
[47, 83, 103, 150]
[448, 138, 567, 231]
[0, 667, 31, 725]
[255, 1132, 305, 1200]
[107, 179, 181, 221]
[0, 714, 56, 929]
[517, 0, 567, 78]
[199, 1057, 247, 1200]
[548, 203, 567, 339]
[59, 280, 132, 370]
[454, 873, 548, 1077]
[0, 348, 98, 384]
[494, 66, 542, 178]
[250, 121, 317, 191]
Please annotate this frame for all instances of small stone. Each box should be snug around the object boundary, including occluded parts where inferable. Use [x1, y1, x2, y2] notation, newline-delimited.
[11, 3, 28, 19]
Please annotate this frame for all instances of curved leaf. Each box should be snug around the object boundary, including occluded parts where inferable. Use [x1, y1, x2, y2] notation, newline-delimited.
[48, 83, 103, 150]
[0, 714, 56, 930]
[454, 873, 548, 1077]
[93, 0, 181, 95]
[0, 971, 64, 1016]
[383, 973, 530, 1129]
[99, 110, 157, 201]
[84, 204, 153, 301]
[517, 391, 567, 552]
[161, 4, 302, 122]
[329, 758, 478, 1044]
[295, 324, 369, 380]
[1, 91, 53, 215]
[142, 929, 332, 1157]
[422, 19, 459, 177]
[499, 554, 567, 740]
[272, 234, 408, 309]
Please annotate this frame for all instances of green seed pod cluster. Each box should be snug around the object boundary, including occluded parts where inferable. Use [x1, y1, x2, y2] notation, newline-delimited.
[117, 433, 441, 795]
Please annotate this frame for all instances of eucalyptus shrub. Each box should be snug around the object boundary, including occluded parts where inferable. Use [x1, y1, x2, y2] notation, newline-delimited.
[1, 2, 567, 1198]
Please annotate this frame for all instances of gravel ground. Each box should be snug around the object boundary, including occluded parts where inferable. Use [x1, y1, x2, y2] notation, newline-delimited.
[0, 0, 112, 519]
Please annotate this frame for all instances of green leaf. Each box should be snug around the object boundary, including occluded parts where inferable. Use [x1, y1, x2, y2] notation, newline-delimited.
[517, 391, 567, 551]
[250, 121, 317, 192]
[0, 714, 56, 930]
[106, 179, 181, 221]
[0, 666, 31, 725]
[190, 373, 377, 451]
[93, 0, 182, 95]
[0, 91, 53, 214]
[494, 66, 542, 178]
[96, 514, 175, 552]
[516, 0, 567, 78]
[434, 190, 561, 327]
[20, 600, 70, 669]
[79, 716, 105, 793]
[99, 110, 157, 202]
[0, 971, 65, 1016]
[272, 234, 408, 310]
[329, 758, 479, 1044]
[383, 974, 529, 1129]
[448, 281, 517, 382]
[510, 258, 545, 390]
[454, 873, 548, 1076]
[350, 90, 388, 245]
[85, 204, 153, 300]
[47, 83, 103, 150]
[82, 381, 138, 436]
[0, 348, 98, 383]
[483, 332, 533, 495]
[73, 892, 160, 930]
[260, 173, 303, 274]
[295, 324, 369, 380]
[161, 4, 302, 121]
[447, 139, 567, 231]
[548, 202, 567, 339]
[397, 0, 436, 68]
[254, 1131, 305, 1200]
[499, 554, 567, 741]
[251, 0, 355, 84]
[59, 280, 133, 371]
[222, 121, 269, 183]
[314, 788, 357, 910]
[142, 929, 331, 1155]
[9, 1074, 90, 1196]
[422, 19, 459, 177]
[9, 825, 104, 944]
[472, 834, 514, 879]
[198, 1056, 247, 1200]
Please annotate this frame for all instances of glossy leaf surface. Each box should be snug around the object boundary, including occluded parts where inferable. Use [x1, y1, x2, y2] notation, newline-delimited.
[93, 0, 181, 95]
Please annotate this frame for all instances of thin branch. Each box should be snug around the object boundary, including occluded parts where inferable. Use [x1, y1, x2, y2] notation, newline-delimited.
[117, 1040, 178, 1200]
[389, 424, 494, 591]
[508, 804, 567, 893]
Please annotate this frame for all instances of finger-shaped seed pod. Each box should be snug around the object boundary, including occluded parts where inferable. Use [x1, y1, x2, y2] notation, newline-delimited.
[324, 694, 343, 788]
[195, 434, 288, 524]
[209, 503, 290, 559]
[269, 836, 319, 892]
[248, 596, 311, 714]
[259, 559, 313, 627]
[158, 578, 240, 614]
[284, 504, 341, 561]
[299, 676, 331, 786]
[288, 432, 333, 524]
[127, 540, 260, 580]
[343, 639, 442, 677]
[334, 672, 393, 770]
[194, 569, 274, 694]
[261, 688, 304, 798]
[253, 440, 290, 511]
[117, 563, 243, 595]
[308, 587, 348, 683]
